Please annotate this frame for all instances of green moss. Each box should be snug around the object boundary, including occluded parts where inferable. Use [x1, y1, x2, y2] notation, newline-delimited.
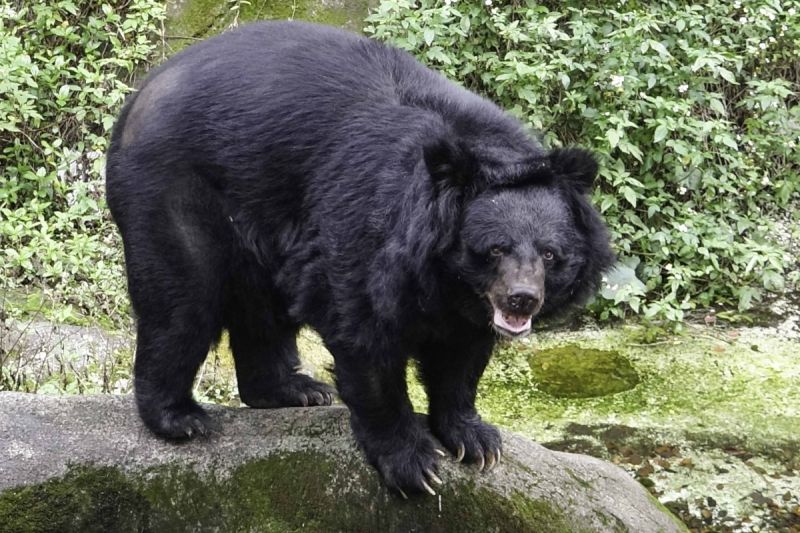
[0, 452, 611, 532]
[529, 345, 640, 399]
[239, 0, 371, 31]
[0, 466, 150, 533]
[165, 0, 372, 54]
[165, 0, 230, 47]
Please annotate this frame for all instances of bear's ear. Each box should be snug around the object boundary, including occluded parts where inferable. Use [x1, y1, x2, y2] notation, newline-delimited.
[423, 138, 476, 190]
[549, 148, 598, 194]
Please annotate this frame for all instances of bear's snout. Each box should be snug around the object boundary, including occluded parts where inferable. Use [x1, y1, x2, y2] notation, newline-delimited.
[507, 287, 541, 316]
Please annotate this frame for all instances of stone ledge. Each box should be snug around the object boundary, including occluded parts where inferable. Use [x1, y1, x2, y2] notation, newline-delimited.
[0, 393, 685, 532]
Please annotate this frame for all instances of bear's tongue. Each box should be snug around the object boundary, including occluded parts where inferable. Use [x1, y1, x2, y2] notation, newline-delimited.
[493, 308, 532, 334]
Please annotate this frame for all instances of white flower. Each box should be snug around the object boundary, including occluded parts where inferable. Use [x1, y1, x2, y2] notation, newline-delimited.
[761, 176, 771, 186]
[759, 42, 767, 50]
[789, 8, 796, 16]
[677, 223, 688, 232]
[610, 75, 625, 88]
[678, 186, 687, 195]
[484, 0, 492, 5]
[713, 38, 721, 46]
[739, 16, 748, 24]
[678, 83, 689, 93]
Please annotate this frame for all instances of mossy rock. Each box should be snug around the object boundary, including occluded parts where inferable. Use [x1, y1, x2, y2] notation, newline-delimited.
[0, 393, 684, 532]
[166, 0, 374, 54]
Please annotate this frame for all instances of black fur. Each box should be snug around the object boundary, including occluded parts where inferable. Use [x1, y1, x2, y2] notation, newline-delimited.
[106, 21, 614, 495]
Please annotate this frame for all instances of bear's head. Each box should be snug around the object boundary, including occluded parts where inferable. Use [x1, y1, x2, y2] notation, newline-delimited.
[426, 144, 615, 337]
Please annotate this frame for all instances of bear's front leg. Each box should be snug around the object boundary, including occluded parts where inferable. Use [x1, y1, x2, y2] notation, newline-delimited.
[332, 348, 442, 497]
[418, 333, 502, 471]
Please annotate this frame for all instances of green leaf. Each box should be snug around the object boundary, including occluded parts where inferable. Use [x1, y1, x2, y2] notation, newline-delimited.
[737, 286, 761, 311]
[606, 129, 621, 148]
[719, 135, 738, 150]
[648, 40, 669, 56]
[423, 28, 435, 47]
[691, 57, 706, 72]
[600, 196, 616, 212]
[599, 259, 646, 300]
[621, 186, 638, 207]
[717, 67, 738, 84]
[517, 86, 537, 104]
[709, 99, 726, 115]
[653, 125, 669, 143]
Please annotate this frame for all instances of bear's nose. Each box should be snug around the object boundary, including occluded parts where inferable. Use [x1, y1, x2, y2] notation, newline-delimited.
[507, 288, 540, 315]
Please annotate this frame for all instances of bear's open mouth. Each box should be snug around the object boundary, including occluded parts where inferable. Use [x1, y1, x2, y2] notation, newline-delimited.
[492, 307, 533, 337]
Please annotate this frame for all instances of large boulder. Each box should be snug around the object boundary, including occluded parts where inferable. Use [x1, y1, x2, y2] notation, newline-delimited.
[0, 393, 684, 532]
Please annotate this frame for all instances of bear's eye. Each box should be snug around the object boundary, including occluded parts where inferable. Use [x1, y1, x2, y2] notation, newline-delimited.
[543, 250, 555, 261]
[490, 246, 504, 257]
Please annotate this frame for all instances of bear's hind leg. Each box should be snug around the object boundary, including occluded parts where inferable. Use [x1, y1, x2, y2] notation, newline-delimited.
[134, 308, 221, 439]
[227, 307, 334, 408]
[119, 177, 228, 439]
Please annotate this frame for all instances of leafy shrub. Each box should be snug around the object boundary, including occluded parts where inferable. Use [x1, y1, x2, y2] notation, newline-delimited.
[366, 0, 800, 321]
[0, 0, 164, 326]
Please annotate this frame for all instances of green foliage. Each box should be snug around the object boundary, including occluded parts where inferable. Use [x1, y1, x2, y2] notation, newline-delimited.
[0, 0, 164, 326]
[366, 0, 800, 321]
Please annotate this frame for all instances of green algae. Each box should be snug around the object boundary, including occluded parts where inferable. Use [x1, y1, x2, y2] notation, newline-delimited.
[528, 345, 640, 398]
[476, 326, 800, 451]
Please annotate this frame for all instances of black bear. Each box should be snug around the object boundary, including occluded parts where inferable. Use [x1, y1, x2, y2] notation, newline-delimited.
[106, 21, 614, 496]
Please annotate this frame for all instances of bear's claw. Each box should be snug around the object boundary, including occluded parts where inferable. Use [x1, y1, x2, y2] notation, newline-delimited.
[432, 416, 502, 474]
[365, 428, 442, 497]
[425, 468, 443, 485]
[241, 373, 335, 409]
[455, 443, 466, 462]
